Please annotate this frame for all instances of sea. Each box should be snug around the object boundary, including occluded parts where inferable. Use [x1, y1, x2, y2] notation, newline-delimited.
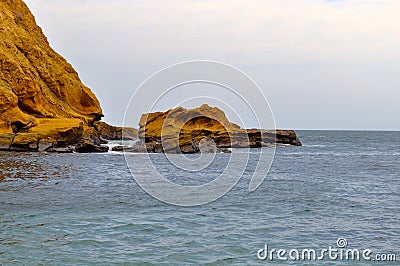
[0, 131, 399, 265]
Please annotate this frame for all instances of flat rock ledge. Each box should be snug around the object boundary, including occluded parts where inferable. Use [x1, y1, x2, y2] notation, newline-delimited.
[0, 119, 137, 153]
[113, 129, 301, 154]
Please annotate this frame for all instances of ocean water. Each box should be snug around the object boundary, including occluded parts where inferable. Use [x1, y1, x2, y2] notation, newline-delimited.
[0, 131, 399, 265]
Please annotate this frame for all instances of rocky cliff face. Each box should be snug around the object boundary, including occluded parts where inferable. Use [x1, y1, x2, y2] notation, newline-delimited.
[130, 104, 301, 153]
[0, 0, 103, 133]
[0, 0, 107, 152]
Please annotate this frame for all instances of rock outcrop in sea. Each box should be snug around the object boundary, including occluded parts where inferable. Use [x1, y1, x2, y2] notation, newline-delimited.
[114, 104, 301, 153]
[93, 121, 138, 141]
[0, 0, 136, 152]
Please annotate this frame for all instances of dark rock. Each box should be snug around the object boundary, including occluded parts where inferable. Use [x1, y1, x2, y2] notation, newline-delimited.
[198, 137, 217, 153]
[275, 130, 302, 146]
[0, 134, 14, 150]
[46, 147, 74, 153]
[217, 148, 231, 153]
[112, 144, 146, 153]
[75, 142, 109, 153]
[38, 142, 53, 152]
[111, 145, 124, 152]
[9, 133, 39, 151]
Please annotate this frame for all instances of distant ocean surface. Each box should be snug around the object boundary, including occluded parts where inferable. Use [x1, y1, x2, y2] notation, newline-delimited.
[0, 131, 399, 265]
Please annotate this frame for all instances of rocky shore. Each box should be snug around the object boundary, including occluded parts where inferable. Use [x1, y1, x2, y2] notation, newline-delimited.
[0, 0, 136, 153]
[0, 118, 138, 153]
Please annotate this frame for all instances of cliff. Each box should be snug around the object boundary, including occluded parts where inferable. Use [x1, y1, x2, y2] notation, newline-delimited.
[0, 0, 107, 152]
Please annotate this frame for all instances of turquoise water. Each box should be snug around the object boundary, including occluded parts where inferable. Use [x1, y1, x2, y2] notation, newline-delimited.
[0, 131, 399, 265]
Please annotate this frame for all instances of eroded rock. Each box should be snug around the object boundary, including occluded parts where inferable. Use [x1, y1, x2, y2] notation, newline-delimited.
[93, 121, 138, 141]
[137, 104, 302, 153]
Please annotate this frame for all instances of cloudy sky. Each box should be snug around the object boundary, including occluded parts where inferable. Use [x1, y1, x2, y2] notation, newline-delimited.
[24, 0, 400, 130]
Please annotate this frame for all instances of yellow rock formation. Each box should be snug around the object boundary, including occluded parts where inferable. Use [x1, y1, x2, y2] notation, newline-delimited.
[138, 104, 302, 153]
[139, 104, 244, 153]
[0, 0, 103, 135]
[139, 104, 241, 138]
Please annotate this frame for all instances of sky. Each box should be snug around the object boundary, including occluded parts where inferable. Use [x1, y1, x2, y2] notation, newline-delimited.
[24, 0, 400, 130]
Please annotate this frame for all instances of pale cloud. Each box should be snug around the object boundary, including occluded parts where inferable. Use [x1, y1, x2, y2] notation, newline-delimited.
[25, 0, 400, 63]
